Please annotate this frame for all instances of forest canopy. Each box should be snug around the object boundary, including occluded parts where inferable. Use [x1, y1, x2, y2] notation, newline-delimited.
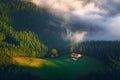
[0, 0, 48, 65]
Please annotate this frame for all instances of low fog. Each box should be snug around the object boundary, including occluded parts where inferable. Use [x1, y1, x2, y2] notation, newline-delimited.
[24, 0, 120, 44]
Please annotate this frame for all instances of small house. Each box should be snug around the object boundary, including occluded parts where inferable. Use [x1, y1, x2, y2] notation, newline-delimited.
[71, 53, 82, 59]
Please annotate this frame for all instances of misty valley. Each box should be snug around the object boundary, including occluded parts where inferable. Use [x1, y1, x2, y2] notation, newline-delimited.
[0, 0, 120, 80]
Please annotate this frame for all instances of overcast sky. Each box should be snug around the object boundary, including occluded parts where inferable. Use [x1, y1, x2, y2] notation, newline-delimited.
[26, 0, 120, 43]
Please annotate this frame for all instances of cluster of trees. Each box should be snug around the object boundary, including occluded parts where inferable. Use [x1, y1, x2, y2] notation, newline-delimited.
[51, 48, 58, 58]
[0, 0, 36, 22]
[70, 41, 120, 74]
[0, 21, 48, 65]
[0, 0, 49, 66]
[71, 41, 120, 62]
[70, 41, 120, 80]
[0, 0, 36, 10]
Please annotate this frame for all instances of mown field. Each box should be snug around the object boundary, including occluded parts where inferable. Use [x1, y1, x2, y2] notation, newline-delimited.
[13, 55, 106, 80]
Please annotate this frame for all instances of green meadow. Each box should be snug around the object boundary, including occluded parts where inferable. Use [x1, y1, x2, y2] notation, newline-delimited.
[13, 56, 106, 80]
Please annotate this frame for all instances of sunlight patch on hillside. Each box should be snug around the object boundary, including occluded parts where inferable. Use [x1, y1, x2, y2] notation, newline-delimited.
[13, 57, 58, 68]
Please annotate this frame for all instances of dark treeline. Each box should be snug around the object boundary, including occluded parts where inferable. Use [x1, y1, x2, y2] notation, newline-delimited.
[68, 41, 120, 80]
[0, 0, 37, 23]
[72, 41, 120, 63]
[71, 41, 120, 80]
[72, 41, 120, 71]
[0, 65, 42, 80]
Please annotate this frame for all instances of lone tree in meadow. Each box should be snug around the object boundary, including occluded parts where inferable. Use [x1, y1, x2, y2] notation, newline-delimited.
[51, 48, 58, 58]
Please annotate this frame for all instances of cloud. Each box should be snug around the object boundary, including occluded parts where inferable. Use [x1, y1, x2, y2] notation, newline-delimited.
[25, 0, 120, 43]
[62, 29, 87, 44]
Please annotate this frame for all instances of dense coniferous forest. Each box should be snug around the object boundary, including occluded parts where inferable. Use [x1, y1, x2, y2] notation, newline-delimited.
[69, 41, 120, 80]
[72, 41, 120, 68]
[72, 41, 120, 62]
[0, 0, 120, 80]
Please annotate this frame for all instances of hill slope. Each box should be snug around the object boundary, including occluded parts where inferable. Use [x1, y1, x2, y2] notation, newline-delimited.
[0, 0, 48, 65]
[13, 56, 106, 80]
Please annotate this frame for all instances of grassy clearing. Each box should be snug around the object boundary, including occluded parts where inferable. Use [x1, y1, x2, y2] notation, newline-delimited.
[13, 57, 57, 68]
[13, 56, 106, 80]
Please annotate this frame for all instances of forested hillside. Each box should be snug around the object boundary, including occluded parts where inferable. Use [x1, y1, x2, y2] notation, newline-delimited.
[70, 41, 120, 73]
[72, 41, 120, 62]
[0, 0, 48, 65]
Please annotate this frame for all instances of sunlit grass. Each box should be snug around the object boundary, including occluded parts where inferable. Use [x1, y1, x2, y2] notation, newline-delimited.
[13, 57, 58, 68]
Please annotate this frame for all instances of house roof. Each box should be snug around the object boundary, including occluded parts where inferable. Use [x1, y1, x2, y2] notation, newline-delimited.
[71, 53, 82, 58]
[71, 53, 79, 56]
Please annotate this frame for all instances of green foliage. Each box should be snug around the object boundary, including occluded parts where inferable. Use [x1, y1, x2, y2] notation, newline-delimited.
[70, 46, 75, 53]
[0, 0, 48, 66]
[70, 41, 120, 80]
[0, 0, 37, 23]
[0, 32, 5, 41]
[71, 41, 120, 63]
[0, 21, 48, 58]
[0, 50, 12, 66]
[51, 48, 58, 58]
[0, 65, 42, 80]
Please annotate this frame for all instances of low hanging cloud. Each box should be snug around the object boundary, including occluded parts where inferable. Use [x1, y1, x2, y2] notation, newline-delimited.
[25, 0, 120, 43]
[62, 29, 87, 44]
